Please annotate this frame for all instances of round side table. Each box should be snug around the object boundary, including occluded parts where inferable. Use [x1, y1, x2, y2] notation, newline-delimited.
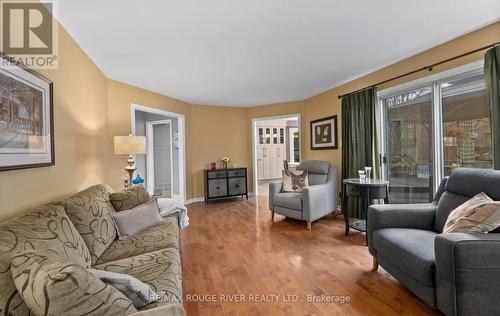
[342, 178, 389, 243]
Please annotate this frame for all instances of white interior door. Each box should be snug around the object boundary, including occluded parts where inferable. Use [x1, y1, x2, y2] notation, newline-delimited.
[146, 120, 174, 197]
[153, 124, 172, 196]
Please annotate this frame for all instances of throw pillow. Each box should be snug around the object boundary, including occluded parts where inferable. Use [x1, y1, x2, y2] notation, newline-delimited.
[443, 192, 500, 233]
[89, 269, 157, 308]
[10, 250, 137, 316]
[282, 161, 309, 192]
[110, 185, 151, 212]
[56, 184, 117, 265]
[112, 198, 163, 240]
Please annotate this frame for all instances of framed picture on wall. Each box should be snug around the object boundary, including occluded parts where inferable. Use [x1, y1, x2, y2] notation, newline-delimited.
[0, 55, 54, 171]
[310, 115, 338, 150]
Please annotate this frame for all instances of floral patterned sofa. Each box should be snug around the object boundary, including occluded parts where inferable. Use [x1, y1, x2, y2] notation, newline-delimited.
[0, 184, 184, 316]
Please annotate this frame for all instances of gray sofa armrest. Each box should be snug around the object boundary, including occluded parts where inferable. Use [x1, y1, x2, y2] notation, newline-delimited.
[435, 233, 500, 316]
[130, 302, 185, 316]
[367, 203, 436, 256]
[302, 182, 337, 221]
[269, 182, 282, 210]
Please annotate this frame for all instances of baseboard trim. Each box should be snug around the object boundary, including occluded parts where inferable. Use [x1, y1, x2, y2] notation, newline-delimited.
[186, 192, 255, 205]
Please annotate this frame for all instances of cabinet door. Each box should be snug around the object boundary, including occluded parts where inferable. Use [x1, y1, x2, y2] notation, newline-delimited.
[228, 177, 246, 195]
[257, 146, 264, 180]
[279, 128, 285, 144]
[273, 128, 278, 144]
[275, 146, 286, 178]
[208, 179, 227, 197]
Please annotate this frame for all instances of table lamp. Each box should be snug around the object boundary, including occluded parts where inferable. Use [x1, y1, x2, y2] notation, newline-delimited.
[114, 135, 147, 188]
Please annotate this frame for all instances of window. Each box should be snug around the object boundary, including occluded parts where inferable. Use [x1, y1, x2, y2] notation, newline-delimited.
[379, 62, 492, 203]
[383, 87, 433, 203]
[441, 74, 492, 175]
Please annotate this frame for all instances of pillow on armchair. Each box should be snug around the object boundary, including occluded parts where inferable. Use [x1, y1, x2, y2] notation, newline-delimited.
[282, 161, 309, 192]
[443, 192, 500, 233]
[11, 250, 137, 316]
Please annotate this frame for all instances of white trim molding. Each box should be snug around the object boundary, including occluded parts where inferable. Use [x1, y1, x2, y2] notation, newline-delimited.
[131, 103, 187, 204]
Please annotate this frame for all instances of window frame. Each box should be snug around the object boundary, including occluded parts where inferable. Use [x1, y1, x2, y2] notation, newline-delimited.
[377, 60, 485, 196]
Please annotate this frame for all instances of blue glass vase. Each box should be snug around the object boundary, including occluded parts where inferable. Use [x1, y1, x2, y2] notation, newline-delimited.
[132, 174, 144, 185]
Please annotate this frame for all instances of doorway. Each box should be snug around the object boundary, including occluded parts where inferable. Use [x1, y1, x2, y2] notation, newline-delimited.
[131, 104, 186, 203]
[252, 114, 301, 197]
[146, 120, 174, 197]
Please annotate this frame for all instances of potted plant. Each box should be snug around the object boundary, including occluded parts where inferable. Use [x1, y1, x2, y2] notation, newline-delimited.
[220, 157, 230, 169]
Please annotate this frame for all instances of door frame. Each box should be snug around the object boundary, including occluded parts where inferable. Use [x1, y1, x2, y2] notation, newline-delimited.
[130, 103, 186, 203]
[289, 127, 299, 163]
[146, 120, 174, 197]
[251, 114, 301, 197]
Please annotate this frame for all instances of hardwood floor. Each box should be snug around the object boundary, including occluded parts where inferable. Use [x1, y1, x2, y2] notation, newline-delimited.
[180, 196, 438, 316]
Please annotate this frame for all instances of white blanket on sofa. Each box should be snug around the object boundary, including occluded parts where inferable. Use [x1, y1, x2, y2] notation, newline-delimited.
[157, 198, 189, 229]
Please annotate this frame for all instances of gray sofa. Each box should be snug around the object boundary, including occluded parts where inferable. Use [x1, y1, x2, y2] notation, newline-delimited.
[367, 168, 500, 316]
[269, 160, 337, 229]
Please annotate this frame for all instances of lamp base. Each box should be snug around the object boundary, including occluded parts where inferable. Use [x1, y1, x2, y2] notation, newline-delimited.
[124, 154, 136, 189]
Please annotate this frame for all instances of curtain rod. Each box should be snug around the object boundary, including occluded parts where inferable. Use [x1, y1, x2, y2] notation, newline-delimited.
[337, 42, 499, 100]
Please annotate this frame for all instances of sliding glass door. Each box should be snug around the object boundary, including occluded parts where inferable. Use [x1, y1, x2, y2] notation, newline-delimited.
[380, 62, 492, 204]
[442, 74, 492, 175]
[383, 87, 433, 203]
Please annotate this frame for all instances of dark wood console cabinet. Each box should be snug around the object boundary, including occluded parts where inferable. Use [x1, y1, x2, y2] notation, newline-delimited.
[204, 167, 248, 203]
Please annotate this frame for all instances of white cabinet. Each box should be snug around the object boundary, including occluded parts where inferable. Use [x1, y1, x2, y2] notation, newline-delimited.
[257, 126, 286, 180]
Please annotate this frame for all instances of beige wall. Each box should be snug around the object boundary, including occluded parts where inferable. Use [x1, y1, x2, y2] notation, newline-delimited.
[0, 26, 109, 221]
[1, 20, 498, 220]
[188, 105, 250, 197]
[242, 22, 499, 191]
[105, 80, 191, 192]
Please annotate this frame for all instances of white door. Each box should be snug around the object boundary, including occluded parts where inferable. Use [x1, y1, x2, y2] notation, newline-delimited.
[153, 124, 172, 196]
[146, 120, 174, 197]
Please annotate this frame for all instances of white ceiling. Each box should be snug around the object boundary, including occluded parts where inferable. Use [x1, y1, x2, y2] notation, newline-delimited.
[57, 0, 500, 107]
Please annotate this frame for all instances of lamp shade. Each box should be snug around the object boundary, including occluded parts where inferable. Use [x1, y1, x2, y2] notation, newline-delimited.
[114, 136, 147, 155]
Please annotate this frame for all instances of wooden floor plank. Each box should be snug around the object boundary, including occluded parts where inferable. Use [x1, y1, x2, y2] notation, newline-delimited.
[180, 196, 438, 316]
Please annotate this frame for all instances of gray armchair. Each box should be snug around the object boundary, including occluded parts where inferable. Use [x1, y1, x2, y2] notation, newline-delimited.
[367, 168, 500, 316]
[269, 160, 337, 229]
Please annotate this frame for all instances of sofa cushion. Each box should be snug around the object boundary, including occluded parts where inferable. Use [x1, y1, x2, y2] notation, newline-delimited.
[110, 185, 150, 212]
[373, 228, 437, 287]
[89, 268, 157, 308]
[297, 160, 330, 185]
[273, 192, 303, 211]
[0, 204, 92, 315]
[112, 198, 163, 240]
[297, 160, 330, 175]
[446, 168, 500, 200]
[95, 248, 182, 310]
[308, 174, 328, 185]
[56, 184, 117, 264]
[11, 250, 136, 316]
[97, 215, 179, 264]
[435, 192, 471, 233]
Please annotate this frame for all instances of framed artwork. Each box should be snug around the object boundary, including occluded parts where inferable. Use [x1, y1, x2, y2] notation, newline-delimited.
[0, 55, 54, 171]
[310, 115, 338, 150]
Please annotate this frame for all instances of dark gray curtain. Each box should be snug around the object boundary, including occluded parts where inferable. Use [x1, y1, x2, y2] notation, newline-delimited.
[341, 88, 380, 218]
[485, 45, 500, 170]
